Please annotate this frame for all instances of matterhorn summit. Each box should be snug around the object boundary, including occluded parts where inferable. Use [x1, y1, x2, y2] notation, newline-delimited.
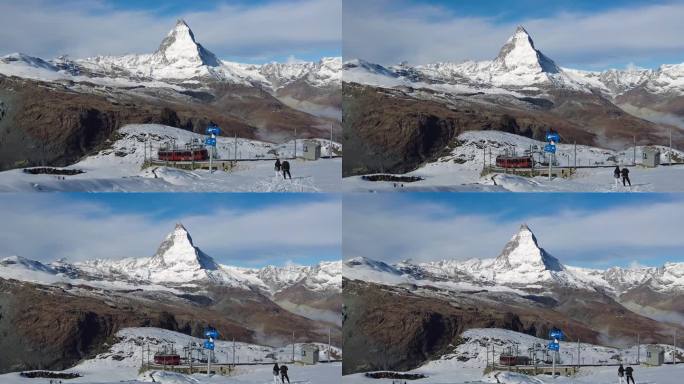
[148, 223, 218, 272]
[493, 224, 563, 272]
[153, 19, 220, 68]
[489, 26, 564, 86]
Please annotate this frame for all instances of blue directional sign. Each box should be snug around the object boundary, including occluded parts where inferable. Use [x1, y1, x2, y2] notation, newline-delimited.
[546, 132, 560, 143]
[544, 144, 556, 154]
[548, 341, 560, 351]
[549, 329, 565, 340]
[203, 340, 215, 350]
[205, 137, 217, 146]
[204, 328, 219, 339]
[206, 126, 221, 135]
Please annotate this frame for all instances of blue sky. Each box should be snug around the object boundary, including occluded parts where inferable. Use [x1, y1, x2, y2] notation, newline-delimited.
[0, 0, 340, 63]
[343, 0, 684, 70]
[343, 193, 684, 268]
[0, 193, 341, 267]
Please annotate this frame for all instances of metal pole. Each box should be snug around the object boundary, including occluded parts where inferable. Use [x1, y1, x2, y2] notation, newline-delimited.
[577, 339, 580, 369]
[234, 132, 237, 162]
[548, 155, 552, 181]
[675, 329, 677, 365]
[574, 141, 577, 168]
[292, 331, 295, 363]
[294, 127, 297, 159]
[328, 328, 332, 362]
[552, 350, 556, 379]
[633, 135, 637, 166]
[233, 337, 235, 366]
[637, 333, 640, 364]
[329, 123, 333, 159]
[207, 350, 211, 375]
[670, 129, 673, 165]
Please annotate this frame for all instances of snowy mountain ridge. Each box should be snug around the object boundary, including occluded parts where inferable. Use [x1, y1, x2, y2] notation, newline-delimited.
[0, 19, 341, 90]
[345, 224, 683, 296]
[344, 25, 684, 97]
[0, 223, 341, 296]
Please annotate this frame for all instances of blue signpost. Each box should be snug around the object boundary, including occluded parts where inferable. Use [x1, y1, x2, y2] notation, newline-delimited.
[548, 328, 564, 378]
[545, 132, 560, 180]
[204, 327, 218, 374]
[205, 125, 220, 172]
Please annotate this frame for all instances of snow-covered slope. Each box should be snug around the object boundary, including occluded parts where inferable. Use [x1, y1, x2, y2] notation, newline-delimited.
[344, 224, 684, 296]
[0, 224, 341, 296]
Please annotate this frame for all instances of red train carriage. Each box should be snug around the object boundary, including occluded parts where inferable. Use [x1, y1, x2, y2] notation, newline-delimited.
[499, 355, 531, 366]
[496, 155, 534, 169]
[157, 148, 209, 162]
[154, 353, 181, 365]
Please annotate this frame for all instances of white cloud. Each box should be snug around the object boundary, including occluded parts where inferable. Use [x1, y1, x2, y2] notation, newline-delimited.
[343, 0, 684, 69]
[343, 195, 684, 268]
[0, 195, 341, 266]
[0, 0, 341, 62]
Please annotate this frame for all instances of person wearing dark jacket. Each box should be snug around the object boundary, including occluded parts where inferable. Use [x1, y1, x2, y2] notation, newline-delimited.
[282, 160, 292, 179]
[625, 366, 635, 384]
[280, 364, 290, 383]
[618, 363, 626, 384]
[621, 167, 631, 186]
[613, 166, 621, 187]
[272, 363, 280, 384]
[274, 159, 281, 173]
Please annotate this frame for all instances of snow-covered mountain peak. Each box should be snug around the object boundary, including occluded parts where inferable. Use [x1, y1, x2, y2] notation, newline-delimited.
[148, 223, 218, 272]
[492, 26, 560, 75]
[494, 224, 563, 273]
[153, 19, 220, 68]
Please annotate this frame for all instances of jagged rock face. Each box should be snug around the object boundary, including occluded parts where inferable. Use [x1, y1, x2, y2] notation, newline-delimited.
[153, 20, 220, 68]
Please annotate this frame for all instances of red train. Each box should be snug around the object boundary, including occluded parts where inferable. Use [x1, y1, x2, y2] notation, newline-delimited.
[499, 355, 531, 366]
[157, 148, 209, 162]
[154, 353, 181, 365]
[496, 155, 534, 168]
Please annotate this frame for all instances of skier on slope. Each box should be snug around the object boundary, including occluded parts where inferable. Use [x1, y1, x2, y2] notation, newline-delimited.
[617, 363, 626, 384]
[282, 160, 292, 180]
[625, 365, 635, 384]
[613, 166, 621, 187]
[280, 364, 290, 383]
[272, 363, 280, 384]
[621, 167, 631, 187]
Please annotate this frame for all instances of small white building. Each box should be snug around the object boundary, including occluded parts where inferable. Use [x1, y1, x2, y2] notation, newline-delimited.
[301, 140, 321, 161]
[645, 345, 665, 366]
[642, 148, 660, 167]
[300, 344, 320, 365]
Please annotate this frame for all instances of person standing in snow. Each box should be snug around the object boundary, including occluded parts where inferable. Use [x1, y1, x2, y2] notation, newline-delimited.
[621, 167, 631, 187]
[274, 158, 282, 176]
[617, 363, 626, 384]
[272, 363, 280, 384]
[280, 364, 290, 383]
[613, 166, 621, 187]
[625, 365, 635, 384]
[281, 160, 292, 180]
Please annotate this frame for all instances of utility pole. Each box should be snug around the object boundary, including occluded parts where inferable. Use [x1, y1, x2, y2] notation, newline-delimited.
[292, 331, 295, 363]
[633, 135, 637, 166]
[577, 339, 580, 369]
[637, 333, 640, 364]
[328, 328, 332, 362]
[232, 337, 235, 366]
[574, 141, 577, 168]
[329, 123, 333, 159]
[674, 329, 678, 365]
[670, 128, 673, 165]
[234, 132, 238, 162]
[141, 344, 144, 369]
[294, 127, 297, 159]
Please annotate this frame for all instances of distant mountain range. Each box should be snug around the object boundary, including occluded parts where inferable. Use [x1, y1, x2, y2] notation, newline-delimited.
[0, 223, 341, 372]
[343, 224, 683, 374]
[0, 20, 341, 170]
[343, 26, 684, 176]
